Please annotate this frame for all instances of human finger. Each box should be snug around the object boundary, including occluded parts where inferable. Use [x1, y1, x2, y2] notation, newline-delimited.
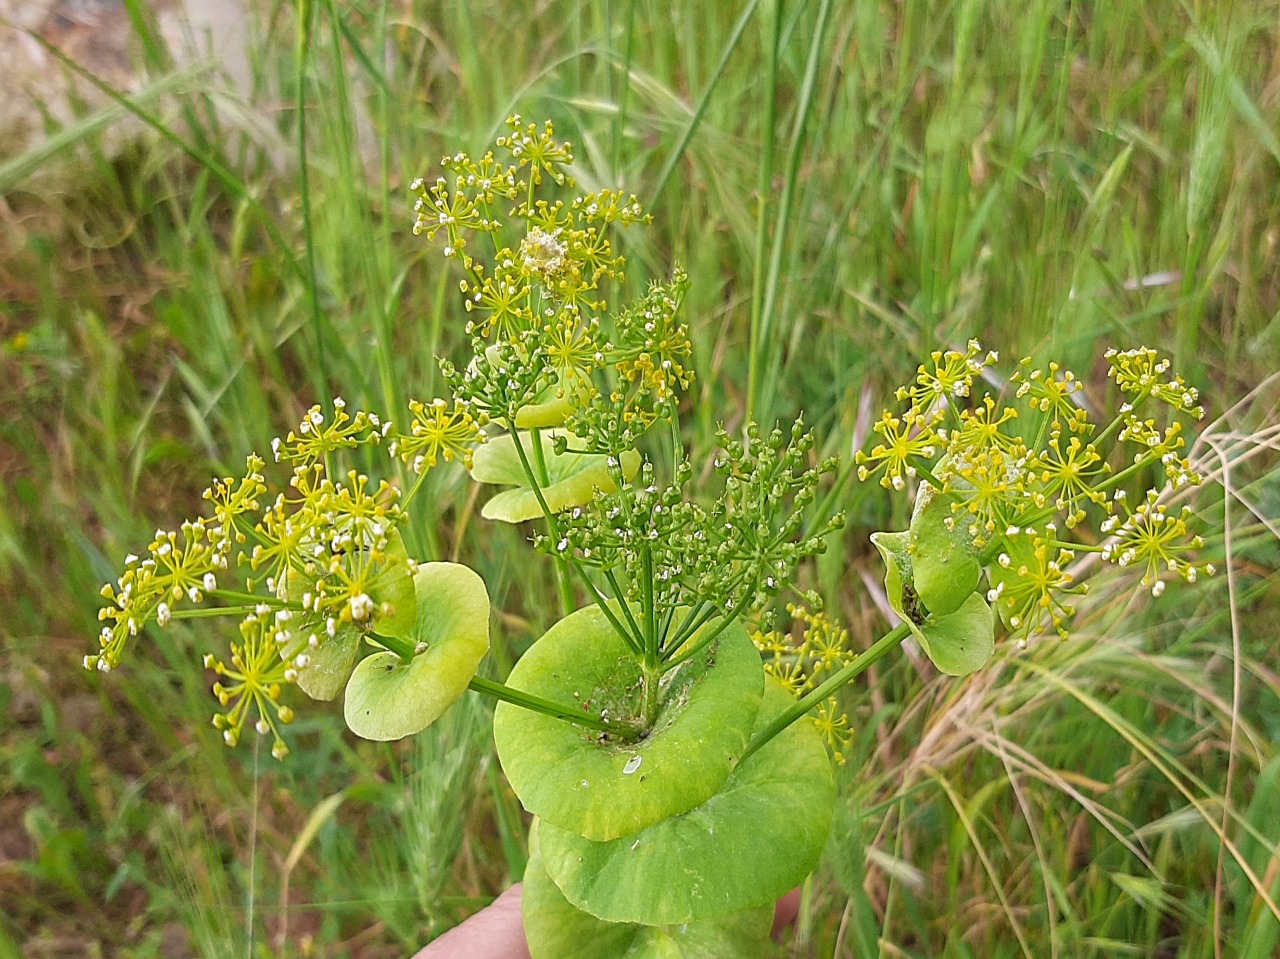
[411, 883, 531, 959]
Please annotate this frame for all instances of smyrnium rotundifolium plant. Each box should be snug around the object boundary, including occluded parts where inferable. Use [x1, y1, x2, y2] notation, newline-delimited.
[87, 116, 1214, 958]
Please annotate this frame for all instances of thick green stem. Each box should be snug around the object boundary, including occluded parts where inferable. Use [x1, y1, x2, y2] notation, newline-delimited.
[740, 625, 910, 762]
[639, 664, 662, 729]
[641, 542, 657, 664]
[468, 675, 640, 736]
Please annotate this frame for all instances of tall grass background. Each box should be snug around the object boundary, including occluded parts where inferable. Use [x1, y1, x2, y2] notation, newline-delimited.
[1, 1, 1277, 956]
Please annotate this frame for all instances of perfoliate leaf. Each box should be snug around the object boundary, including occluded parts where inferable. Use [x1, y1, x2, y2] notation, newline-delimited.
[470, 430, 640, 523]
[294, 628, 360, 701]
[285, 529, 418, 700]
[514, 377, 587, 429]
[514, 393, 575, 429]
[909, 483, 981, 617]
[493, 605, 764, 841]
[871, 531, 994, 676]
[366, 528, 418, 639]
[343, 562, 490, 741]
[523, 821, 773, 959]
[536, 680, 834, 925]
[915, 591, 995, 676]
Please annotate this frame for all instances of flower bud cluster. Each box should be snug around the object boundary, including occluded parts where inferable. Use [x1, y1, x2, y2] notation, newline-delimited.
[547, 419, 842, 636]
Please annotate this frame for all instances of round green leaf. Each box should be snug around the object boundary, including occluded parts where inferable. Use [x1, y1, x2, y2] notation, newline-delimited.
[365, 529, 419, 640]
[523, 821, 773, 959]
[537, 680, 835, 925]
[514, 375, 591, 429]
[514, 392, 575, 429]
[470, 430, 640, 523]
[343, 562, 490, 741]
[917, 591, 995, 676]
[493, 605, 764, 842]
[909, 483, 980, 617]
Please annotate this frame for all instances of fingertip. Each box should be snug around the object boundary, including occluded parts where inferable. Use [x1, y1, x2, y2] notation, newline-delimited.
[772, 887, 802, 939]
[413, 884, 530, 959]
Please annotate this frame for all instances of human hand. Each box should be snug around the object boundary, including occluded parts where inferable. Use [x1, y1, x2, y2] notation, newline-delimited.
[413, 885, 802, 958]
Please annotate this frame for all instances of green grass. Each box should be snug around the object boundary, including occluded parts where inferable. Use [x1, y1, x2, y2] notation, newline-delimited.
[1, 0, 1278, 955]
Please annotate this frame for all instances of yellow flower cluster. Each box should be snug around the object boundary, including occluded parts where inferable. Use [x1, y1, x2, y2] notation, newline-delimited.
[859, 343, 1213, 645]
[391, 397, 485, 473]
[89, 395, 451, 759]
[755, 605, 855, 762]
[208, 613, 295, 759]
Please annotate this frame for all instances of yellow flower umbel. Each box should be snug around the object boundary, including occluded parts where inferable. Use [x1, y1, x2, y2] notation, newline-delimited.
[754, 605, 855, 763]
[1031, 431, 1110, 527]
[1099, 490, 1212, 595]
[208, 613, 296, 760]
[854, 410, 941, 491]
[390, 398, 484, 474]
[88, 395, 446, 761]
[988, 535, 1085, 639]
[90, 520, 225, 672]
[897, 339, 995, 416]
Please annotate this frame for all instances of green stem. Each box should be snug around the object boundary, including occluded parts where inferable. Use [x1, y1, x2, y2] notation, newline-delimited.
[739, 625, 910, 762]
[657, 605, 676, 651]
[577, 575, 644, 657]
[508, 427, 643, 654]
[529, 427, 551, 482]
[603, 568, 645, 647]
[468, 676, 639, 735]
[170, 605, 259, 620]
[530, 427, 577, 616]
[639, 663, 662, 728]
[665, 608, 742, 668]
[641, 542, 657, 664]
[294, 0, 331, 402]
[1095, 447, 1160, 495]
[1091, 401, 1133, 453]
[661, 601, 719, 662]
[208, 588, 298, 608]
[399, 468, 431, 511]
[372, 631, 417, 663]
[909, 458, 946, 493]
[665, 601, 708, 655]
[744, 0, 782, 422]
